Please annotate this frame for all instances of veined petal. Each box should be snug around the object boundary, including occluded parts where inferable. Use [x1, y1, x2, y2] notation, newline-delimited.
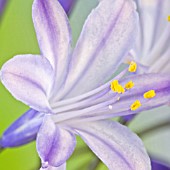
[37, 116, 76, 167]
[32, 0, 72, 96]
[73, 120, 151, 170]
[56, 0, 139, 99]
[0, 109, 44, 147]
[0, 54, 53, 112]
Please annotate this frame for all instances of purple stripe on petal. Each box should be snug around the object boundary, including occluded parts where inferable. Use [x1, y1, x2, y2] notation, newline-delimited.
[37, 116, 76, 167]
[73, 120, 151, 170]
[1, 109, 44, 147]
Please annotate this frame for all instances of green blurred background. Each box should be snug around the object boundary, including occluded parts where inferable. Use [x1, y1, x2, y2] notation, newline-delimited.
[0, 0, 170, 169]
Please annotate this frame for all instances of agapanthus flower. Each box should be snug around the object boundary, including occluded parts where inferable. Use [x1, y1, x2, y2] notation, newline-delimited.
[1, 0, 170, 169]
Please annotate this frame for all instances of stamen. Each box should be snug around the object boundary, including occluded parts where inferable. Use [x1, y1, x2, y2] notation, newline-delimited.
[128, 61, 137, 72]
[143, 90, 156, 99]
[167, 15, 170, 22]
[125, 81, 134, 89]
[110, 80, 125, 94]
[130, 100, 141, 111]
[51, 68, 128, 108]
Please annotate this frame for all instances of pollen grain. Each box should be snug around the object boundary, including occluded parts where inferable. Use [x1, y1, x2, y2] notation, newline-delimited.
[143, 90, 156, 99]
[128, 61, 137, 72]
[125, 81, 134, 90]
[110, 80, 125, 94]
[130, 100, 141, 111]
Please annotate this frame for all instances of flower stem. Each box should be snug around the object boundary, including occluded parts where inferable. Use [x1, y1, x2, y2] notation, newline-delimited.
[88, 157, 100, 170]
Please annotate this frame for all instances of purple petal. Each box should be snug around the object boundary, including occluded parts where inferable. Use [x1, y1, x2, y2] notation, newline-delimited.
[58, 0, 76, 15]
[51, 73, 170, 123]
[40, 163, 66, 170]
[37, 116, 76, 167]
[91, 73, 170, 120]
[73, 120, 151, 170]
[32, 0, 72, 95]
[112, 73, 170, 114]
[151, 159, 170, 170]
[0, 54, 53, 112]
[0, 109, 44, 147]
[0, 0, 7, 17]
[122, 114, 136, 122]
[59, 0, 139, 99]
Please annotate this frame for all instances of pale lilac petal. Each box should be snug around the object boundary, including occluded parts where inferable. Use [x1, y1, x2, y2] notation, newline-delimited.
[32, 0, 72, 95]
[1, 109, 44, 147]
[57, 0, 139, 99]
[73, 120, 151, 170]
[37, 116, 76, 167]
[0, 54, 53, 112]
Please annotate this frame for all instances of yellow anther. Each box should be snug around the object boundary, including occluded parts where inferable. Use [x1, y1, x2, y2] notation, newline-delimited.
[167, 15, 170, 22]
[125, 81, 134, 89]
[143, 90, 156, 99]
[110, 80, 119, 92]
[116, 84, 125, 94]
[110, 80, 125, 94]
[130, 100, 141, 111]
[128, 61, 137, 72]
